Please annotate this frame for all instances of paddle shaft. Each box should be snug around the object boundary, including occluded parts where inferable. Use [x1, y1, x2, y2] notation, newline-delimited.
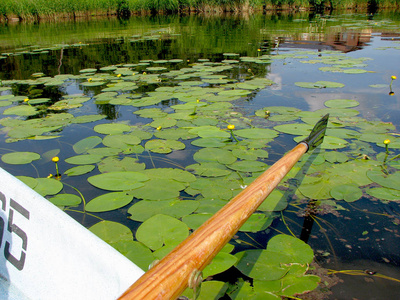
[119, 142, 308, 300]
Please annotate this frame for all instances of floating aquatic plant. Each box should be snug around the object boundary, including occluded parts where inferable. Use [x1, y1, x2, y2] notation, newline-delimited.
[0, 37, 399, 299]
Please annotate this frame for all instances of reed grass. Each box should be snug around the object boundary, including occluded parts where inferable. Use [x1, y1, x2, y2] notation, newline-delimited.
[0, 0, 399, 20]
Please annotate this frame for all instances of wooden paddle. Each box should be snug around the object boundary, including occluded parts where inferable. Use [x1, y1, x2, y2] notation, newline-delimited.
[118, 114, 329, 300]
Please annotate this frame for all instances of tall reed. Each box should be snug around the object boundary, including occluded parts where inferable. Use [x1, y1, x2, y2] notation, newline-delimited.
[0, 0, 399, 20]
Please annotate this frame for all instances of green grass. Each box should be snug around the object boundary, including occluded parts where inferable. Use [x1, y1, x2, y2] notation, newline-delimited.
[0, 0, 399, 20]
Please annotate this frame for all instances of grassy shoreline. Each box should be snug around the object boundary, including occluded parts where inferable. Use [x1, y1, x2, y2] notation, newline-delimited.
[0, 0, 399, 21]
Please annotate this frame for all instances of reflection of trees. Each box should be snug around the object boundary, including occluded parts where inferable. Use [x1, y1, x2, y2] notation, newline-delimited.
[96, 103, 120, 120]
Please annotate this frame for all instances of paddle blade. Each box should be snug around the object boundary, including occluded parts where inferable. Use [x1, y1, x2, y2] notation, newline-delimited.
[301, 114, 329, 152]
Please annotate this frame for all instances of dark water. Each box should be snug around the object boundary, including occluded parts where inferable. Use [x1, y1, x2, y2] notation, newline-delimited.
[1, 11, 400, 299]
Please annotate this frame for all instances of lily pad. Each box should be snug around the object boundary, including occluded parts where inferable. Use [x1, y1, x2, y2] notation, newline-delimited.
[89, 220, 133, 244]
[64, 165, 95, 176]
[258, 190, 288, 212]
[186, 162, 232, 177]
[267, 234, 314, 264]
[87, 171, 149, 191]
[49, 194, 82, 206]
[367, 170, 400, 190]
[73, 136, 103, 154]
[94, 123, 131, 135]
[330, 184, 362, 202]
[366, 187, 400, 201]
[33, 178, 63, 196]
[129, 178, 187, 200]
[239, 213, 275, 232]
[194, 148, 236, 165]
[324, 99, 359, 108]
[136, 214, 189, 250]
[128, 199, 199, 222]
[203, 252, 238, 278]
[227, 160, 268, 172]
[86, 192, 133, 212]
[1, 151, 41, 164]
[235, 249, 292, 281]
[3, 105, 37, 116]
[235, 128, 279, 139]
[65, 154, 103, 165]
[145, 139, 185, 154]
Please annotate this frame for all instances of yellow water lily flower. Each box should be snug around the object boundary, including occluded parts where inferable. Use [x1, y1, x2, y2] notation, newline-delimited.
[391, 75, 397, 80]
[52, 156, 59, 162]
[227, 124, 235, 130]
[384, 139, 391, 145]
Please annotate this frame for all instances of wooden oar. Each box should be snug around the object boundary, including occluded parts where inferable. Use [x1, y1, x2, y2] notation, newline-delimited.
[118, 114, 329, 300]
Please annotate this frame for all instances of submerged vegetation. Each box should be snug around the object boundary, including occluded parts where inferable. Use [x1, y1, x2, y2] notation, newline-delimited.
[0, 0, 399, 21]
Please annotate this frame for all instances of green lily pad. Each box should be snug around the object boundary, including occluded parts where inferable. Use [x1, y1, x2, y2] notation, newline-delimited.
[188, 126, 230, 139]
[295, 81, 344, 88]
[98, 157, 145, 173]
[102, 134, 141, 149]
[191, 138, 227, 148]
[298, 175, 334, 200]
[3, 105, 37, 116]
[33, 178, 63, 196]
[136, 214, 189, 250]
[235, 249, 292, 281]
[232, 148, 269, 160]
[129, 178, 187, 200]
[86, 192, 133, 212]
[227, 160, 268, 172]
[267, 234, 314, 264]
[235, 128, 279, 139]
[73, 136, 103, 154]
[150, 117, 177, 129]
[182, 213, 212, 230]
[65, 154, 103, 165]
[324, 99, 359, 108]
[274, 123, 312, 136]
[154, 128, 197, 140]
[71, 114, 107, 124]
[49, 194, 82, 206]
[367, 170, 400, 190]
[145, 139, 185, 154]
[366, 187, 400, 201]
[203, 252, 238, 278]
[1, 151, 40, 164]
[16, 176, 38, 189]
[87, 147, 121, 157]
[94, 123, 131, 135]
[128, 199, 199, 222]
[64, 165, 95, 176]
[330, 184, 362, 202]
[258, 190, 288, 212]
[324, 151, 348, 163]
[239, 213, 275, 232]
[89, 220, 133, 244]
[182, 281, 228, 300]
[79, 68, 97, 73]
[194, 148, 236, 165]
[87, 171, 149, 191]
[186, 162, 232, 177]
[112, 240, 154, 271]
